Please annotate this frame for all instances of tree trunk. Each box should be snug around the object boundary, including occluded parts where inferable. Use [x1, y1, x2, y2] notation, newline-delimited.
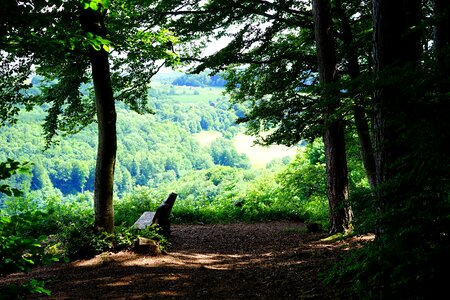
[353, 104, 376, 189]
[91, 47, 116, 234]
[433, 0, 450, 102]
[80, 7, 117, 233]
[335, 0, 377, 189]
[372, 0, 422, 236]
[323, 118, 352, 233]
[312, 0, 352, 234]
[372, 0, 422, 185]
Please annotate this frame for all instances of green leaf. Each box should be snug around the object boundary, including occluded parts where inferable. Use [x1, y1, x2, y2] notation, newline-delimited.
[102, 44, 110, 52]
[90, 1, 98, 11]
[102, 0, 111, 8]
[97, 37, 110, 44]
[22, 257, 35, 264]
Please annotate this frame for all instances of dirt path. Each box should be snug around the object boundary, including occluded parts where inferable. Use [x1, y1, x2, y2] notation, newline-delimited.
[3, 221, 347, 299]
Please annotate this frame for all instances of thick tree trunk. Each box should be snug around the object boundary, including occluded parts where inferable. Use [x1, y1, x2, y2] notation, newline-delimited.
[433, 0, 450, 102]
[323, 119, 352, 233]
[372, 0, 422, 185]
[372, 0, 422, 236]
[81, 8, 117, 233]
[312, 0, 352, 234]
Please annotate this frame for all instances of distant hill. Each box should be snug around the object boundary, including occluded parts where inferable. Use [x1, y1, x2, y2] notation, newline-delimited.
[0, 73, 296, 202]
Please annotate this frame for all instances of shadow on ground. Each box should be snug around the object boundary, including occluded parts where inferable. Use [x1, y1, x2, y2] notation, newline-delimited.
[1, 222, 344, 299]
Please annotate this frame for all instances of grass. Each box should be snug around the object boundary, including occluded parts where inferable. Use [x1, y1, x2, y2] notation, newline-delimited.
[150, 81, 227, 105]
[233, 133, 298, 168]
[169, 87, 226, 104]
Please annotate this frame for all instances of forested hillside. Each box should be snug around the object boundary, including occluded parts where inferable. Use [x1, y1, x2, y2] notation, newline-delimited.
[0, 77, 255, 202]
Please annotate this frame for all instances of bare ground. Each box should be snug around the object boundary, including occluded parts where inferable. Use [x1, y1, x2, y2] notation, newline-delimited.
[2, 221, 370, 299]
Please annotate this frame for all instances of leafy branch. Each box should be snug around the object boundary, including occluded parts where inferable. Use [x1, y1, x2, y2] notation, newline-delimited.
[0, 159, 31, 197]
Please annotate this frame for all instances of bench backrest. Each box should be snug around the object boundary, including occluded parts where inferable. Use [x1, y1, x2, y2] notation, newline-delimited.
[133, 192, 177, 236]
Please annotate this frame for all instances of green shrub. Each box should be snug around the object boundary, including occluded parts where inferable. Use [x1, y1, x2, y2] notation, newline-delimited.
[114, 161, 329, 225]
[0, 159, 31, 197]
[0, 213, 62, 298]
[57, 219, 168, 259]
[57, 219, 113, 259]
[0, 160, 61, 298]
[0, 279, 51, 299]
[0, 213, 61, 276]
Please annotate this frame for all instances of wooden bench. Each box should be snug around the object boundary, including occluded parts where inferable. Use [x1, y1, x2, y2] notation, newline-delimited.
[133, 192, 177, 236]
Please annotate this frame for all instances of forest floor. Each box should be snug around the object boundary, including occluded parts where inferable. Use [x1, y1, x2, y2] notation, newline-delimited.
[2, 221, 373, 299]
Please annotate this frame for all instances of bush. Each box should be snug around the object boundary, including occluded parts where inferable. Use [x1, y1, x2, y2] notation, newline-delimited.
[0, 213, 61, 276]
[0, 279, 51, 299]
[0, 212, 62, 298]
[57, 219, 168, 259]
[57, 219, 113, 259]
[113, 160, 329, 225]
[0, 159, 61, 298]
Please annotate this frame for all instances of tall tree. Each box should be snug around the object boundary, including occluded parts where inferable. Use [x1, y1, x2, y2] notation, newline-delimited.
[372, 0, 422, 197]
[1, 0, 179, 232]
[334, 1, 450, 296]
[433, 0, 450, 61]
[312, 0, 352, 233]
[334, 0, 376, 189]
[79, 4, 117, 232]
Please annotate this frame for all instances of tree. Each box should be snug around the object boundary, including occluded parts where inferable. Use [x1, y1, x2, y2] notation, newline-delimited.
[1, 0, 179, 232]
[76, 2, 117, 232]
[209, 138, 251, 169]
[371, 0, 425, 238]
[334, 0, 376, 189]
[30, 163, 52, 191]
[312, 0, 352, 233]
[372, 0, 422, 188]
[433, 0, 450, 93]
[334, 0, 450, 296]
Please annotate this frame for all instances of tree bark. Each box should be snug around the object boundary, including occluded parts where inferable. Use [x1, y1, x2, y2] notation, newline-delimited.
[372, 0, 422, 186]
[80, 7, 117, 233]
[372, 0, 422, 236]
[353, 104, 376, 189]
[312, 0, 352, 234]
[91, 47, 116, 234]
